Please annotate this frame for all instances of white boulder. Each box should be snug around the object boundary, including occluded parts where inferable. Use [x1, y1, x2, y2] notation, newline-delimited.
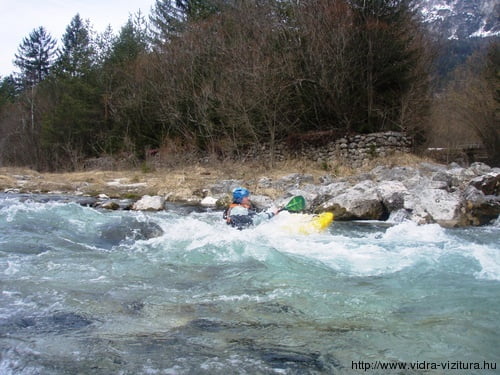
[132, 195, 165, 211]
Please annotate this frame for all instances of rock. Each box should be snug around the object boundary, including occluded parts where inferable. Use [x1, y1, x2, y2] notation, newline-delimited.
[320, 181, 386, 220]
[463, 186, 500, 225]
[429, 180, 450, 190]
[216, 195, 231, 209]
[250, 194, 274, 209]
[469, 172, 500, 196]
[404, 188, 464, 227]
[370, 165, 419, 182]
[100, 200, 121, 210]
[73, 196, 98, 207]
[209, 180, 243, 195]
[387, 209, 412, 223]
[275, 173, 314, 189]
[318, 175, 334, 185]
[431, 171, 453, 189]
[192, 188, 209, 198]
[97, 218, 163, 248]
[469, 162, 492, 175]
[447, 166, 477, 187]
[317, 181, 351, 197]
[200, 196, 218, 207]
[376, 181, 408, 211]
[257, 177, 273, 188]
[132, 195, 165, 211]
[419, 162, 447, 174]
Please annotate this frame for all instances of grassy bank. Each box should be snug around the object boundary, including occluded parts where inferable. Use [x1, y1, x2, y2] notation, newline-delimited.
[0, 153, 433, 200]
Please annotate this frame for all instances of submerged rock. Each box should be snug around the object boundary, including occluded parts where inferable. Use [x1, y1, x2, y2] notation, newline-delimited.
[0, 312, 92, 335]
[97, 218, 163, 248]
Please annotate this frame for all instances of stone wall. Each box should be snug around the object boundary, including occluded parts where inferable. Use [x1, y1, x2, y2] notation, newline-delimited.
[246, 131, 413, 166]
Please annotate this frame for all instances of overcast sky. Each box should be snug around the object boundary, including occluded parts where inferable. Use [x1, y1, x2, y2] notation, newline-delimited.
[0, 0, 155, 77]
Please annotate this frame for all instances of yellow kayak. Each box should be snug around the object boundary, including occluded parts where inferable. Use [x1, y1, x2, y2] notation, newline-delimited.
[278, 212, 334, 235]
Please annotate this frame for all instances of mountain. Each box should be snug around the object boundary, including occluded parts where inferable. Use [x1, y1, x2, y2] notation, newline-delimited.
[418, 0, 499, 40]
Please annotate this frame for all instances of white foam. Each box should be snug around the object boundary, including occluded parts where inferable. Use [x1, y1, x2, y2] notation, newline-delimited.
[145, 213, 496, 278]
[471, 245, 500, 281]
[382, 221, 448, 242]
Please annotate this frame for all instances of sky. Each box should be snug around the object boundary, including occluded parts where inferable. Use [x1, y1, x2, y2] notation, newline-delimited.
[0, 0, 156, 77]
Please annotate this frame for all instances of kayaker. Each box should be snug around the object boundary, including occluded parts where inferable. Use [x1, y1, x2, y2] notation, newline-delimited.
[223, 187, 278, 229]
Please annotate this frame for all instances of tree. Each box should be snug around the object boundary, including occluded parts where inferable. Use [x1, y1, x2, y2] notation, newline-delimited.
[101, 12, 157, 155]
[150, 0, 186, 45]
[14, 26, 57, 86]
[435, 41, 500, 166]
[0, 75, 17, 106]
[38, 15, 105, 170]
[347, 0, 431, 134]
[11, 27, 57, 168]
[93, 25, 117, 67]
[55, 14, 95, 76]
[176, 0, 223, 21]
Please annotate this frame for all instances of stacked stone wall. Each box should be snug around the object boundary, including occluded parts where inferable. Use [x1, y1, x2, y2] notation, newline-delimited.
[246, 131, 413, 166]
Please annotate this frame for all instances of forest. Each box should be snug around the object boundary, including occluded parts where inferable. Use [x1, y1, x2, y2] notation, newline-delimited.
[0, 0, 498, 170]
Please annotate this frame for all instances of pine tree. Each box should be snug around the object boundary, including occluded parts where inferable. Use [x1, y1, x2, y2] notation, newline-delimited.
[0, 75, 17, 105]
[150, 0, 186, 45]
[14, 26, 57, 86]
[56, 14, 95, 76]
[150, 0, 225, 46]
[348, 0, 430, 133]
[108, 13, 149, 66]
[176, 0, 222, 22]
[94, 25, 116, 67]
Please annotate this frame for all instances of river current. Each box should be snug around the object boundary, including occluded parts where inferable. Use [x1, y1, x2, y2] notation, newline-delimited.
[0, 195, 499, 374]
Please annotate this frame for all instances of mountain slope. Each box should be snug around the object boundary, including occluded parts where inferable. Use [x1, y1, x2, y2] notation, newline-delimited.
[418, 0, 499, 40]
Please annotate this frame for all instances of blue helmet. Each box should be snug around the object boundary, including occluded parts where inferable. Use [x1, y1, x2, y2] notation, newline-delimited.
[232, 187, 250, 203]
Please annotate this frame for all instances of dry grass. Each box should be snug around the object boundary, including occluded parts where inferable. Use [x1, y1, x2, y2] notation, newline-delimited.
[0, 153, 434, 198]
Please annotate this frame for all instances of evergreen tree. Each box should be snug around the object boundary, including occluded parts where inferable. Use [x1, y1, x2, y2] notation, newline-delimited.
[0, 75, 17, 106]
[108, 13, 149, 66]
[175, 0, 222, 22]
[94, 25, 117, 67]
[56, 14, 95, 76]
[38, 15, 105, 169]
[14, 26, 57, 86]
[150, 0, 225, 47]
[348, 0, 430, 133]
[150, 0, 186, 45]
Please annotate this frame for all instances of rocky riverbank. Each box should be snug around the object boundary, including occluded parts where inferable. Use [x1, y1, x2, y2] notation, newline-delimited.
[1, 160, 499, 227]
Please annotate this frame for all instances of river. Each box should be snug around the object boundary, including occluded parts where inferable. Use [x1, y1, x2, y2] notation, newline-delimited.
[0, 194, 499, 374]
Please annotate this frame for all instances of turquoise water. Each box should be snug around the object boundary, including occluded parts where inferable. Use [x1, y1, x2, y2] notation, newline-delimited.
[0, 195, 499, 374]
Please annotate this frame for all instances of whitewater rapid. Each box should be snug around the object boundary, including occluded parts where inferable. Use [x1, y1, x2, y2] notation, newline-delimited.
[0, 196, 498, 374]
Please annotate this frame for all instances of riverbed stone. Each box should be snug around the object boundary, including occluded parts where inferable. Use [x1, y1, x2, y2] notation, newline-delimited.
[463, 186, 500, 225]
[321, 180, 386, 220]
[200, 196, 218, 207]
[274, 173, 314, 189]
[404, 188, 464, 227]
[132, 195, 165, 211]
[209, 180, 243, 194]
[376, 181, 408, 211]
[250, 194, 274, 210]
[469, 172, 500, 196]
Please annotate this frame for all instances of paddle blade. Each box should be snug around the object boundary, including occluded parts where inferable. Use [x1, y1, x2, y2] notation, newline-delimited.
[284, 196, 306, 212]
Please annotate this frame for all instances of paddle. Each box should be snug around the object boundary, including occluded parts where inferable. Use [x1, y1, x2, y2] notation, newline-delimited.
[279, 195, 306, 213]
